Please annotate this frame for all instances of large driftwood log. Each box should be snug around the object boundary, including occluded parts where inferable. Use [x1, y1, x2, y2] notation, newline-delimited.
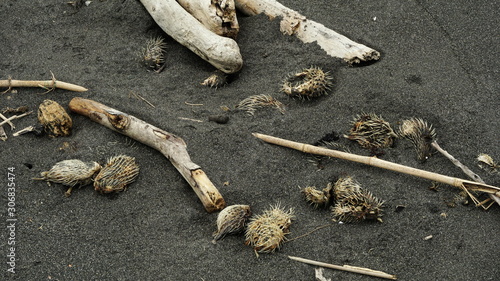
[253, 133, 500, 208]
[140, 0, 243, 73]
[235, 0, 380, 64]
[177, 0, 239, 39]
[69, 97, 226, 213]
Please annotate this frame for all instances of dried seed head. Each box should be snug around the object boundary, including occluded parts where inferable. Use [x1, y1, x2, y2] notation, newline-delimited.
[281, 67, 333, 98]
[94, 155, 140, 193]
[332, 176, 362, 199]
[36, 159, 101, 187]
[212, 204, 252, 243]
[201, 71, 228, 89]
[398, 118, 436, 162]
[143, 37, 167, 72]
[236, 94, 286, 115]
[301, 186, 331, 208]
[344, 113, 397, 149]
[244, 204, 294, 253]
[38, 99, 73, 137]
[477, 153, 499, 173]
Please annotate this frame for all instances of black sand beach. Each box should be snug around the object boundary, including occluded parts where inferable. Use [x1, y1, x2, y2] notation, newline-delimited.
[1, 1, 499, 280]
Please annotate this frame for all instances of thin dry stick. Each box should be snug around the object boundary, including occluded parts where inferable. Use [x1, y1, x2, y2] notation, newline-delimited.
[288, 256, 397, 280]
[0, 74, 87, 93]
[69, 97, 226, 213]
[0, 113, 15, 129]
[0, 111, 33, 127]
[286, 223, 332, 243]
[431, 141, 500, 208]
[253, 133, 500, 206]
[129, 92, 156, 108]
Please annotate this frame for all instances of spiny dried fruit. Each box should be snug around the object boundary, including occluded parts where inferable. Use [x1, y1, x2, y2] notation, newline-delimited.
[94, 155, 140, 193]
[477, 153, 499, 174]
[236, 94, 285, 115]
[398, 118, 437, 162]
[142, 37, 167, 72]
[245, 204, 294, 253]
[344, 113, 397, 150]
[201, 71, 228, 89]
[331, 176, 384, 223]
[38, 99, 73, 137]
[281, 67, 333, 98]
[212, 204, 252, 243]
[34, 159, 101, 196]
[301, 185, 332, 208]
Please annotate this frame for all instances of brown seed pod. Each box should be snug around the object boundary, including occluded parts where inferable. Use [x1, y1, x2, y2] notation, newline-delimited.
[344, 113, 397, 150]
[142, 37, 167, 72]
[398, 118, 437, 162]
[94, 155, 140, 193]
[332, 176, 362, 199]
[281, 66, 333, 98]
[477, 153, 499, 174]
[34, 160, 101, 195]
[236, 94, 286, 115]
[212, 204, 252, 243]
[301, 186, 331, 208]
[201, 71, 228, 89]
[245, 204, 294, 253]
[38, 99, 73, 137]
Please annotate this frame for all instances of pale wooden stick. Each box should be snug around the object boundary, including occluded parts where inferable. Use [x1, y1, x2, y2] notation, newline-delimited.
[0, 111, 33, 127]
[253, 133, 500, 205]
[0, 77, 87, 92]
[177, 0, 239, 39]
[431, 141, 500, 207]
[69, 97, 226, 213]
[288, 256, 397, 280]
[0, 113, 15, 129]
[235, 0, 380, 64]
[139, 0, 243, 73]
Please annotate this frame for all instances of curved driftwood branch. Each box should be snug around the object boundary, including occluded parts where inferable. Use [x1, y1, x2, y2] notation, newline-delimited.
[177, 0, 239, 39]
[235, 0, 380, 64]
[69, 97, 226, 213]
[140, 0, 243, 73]
[253, 133, 500, 208]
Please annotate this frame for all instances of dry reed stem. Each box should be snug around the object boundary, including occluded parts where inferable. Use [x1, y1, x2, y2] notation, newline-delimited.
[0, 74, 87, 93]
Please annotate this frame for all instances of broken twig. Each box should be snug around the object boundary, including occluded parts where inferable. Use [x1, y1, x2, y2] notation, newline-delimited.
[0, 74, 87, 93]
[69, 97, 226, 213]
[252, 133, 500, 207]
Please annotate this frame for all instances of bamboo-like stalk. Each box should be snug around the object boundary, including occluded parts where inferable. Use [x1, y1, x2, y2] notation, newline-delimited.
[253, 133, 500, 205]
[288, 256, 397, 280]
[0, 77, 87, 92]
[69, 97, 226, 213]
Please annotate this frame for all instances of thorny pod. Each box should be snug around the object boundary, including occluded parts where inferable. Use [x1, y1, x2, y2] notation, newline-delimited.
[142, 37, 167, 72]
[344, 113, 397, 150]
[281, 67, 333, 98]
[201, 71, 228, 88]
[398, 118, 436, 162]
[212, 204, 252, 243]
[301, 185, 332, 208]
[94, 155, 140, 193]
[38, 99, 73, 137]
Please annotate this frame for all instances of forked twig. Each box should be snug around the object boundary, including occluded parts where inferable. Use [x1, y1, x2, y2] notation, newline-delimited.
[253, 133, 500, 207]
[288, 256, 397, 280]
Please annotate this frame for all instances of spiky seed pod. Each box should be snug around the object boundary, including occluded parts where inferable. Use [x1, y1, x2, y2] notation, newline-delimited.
[94, 155, 140, 193]
[35, 159, 101, 187]
[301, 186, 331, 208]
[331, 190, 384, 223]
[332, 176, 362, 200]
[212, 204, 252, 243]
[142, 37, 167, 72]
[201, 71, 228, 89]
[236, 94, 286, 115]
[398, 118, 437, 162]
[245, 204, 294, 253]
[38, 99, 73, 137]
[281, 67, 333, 98]
[344, 113, 397, 149]
[477, 153, 499, 173]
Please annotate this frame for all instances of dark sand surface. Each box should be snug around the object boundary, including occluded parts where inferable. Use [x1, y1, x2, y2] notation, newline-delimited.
[1, 1, 499, 280]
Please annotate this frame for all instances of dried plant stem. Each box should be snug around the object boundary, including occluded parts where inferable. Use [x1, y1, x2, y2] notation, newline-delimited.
[0, 75, 87, 93]
[0, 111, 33, 127]
[288, 256, 397, 280]
[253, 133, 500, 207]
[0, 113, 15, 129]
[431, 141, 500, 207]
[69, 97, 226, 213]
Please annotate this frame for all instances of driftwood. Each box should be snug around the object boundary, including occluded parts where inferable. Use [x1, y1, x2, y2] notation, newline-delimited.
[139, 0, 243, 73]
[0, 74, 87, 93]
[253, 133, 500, 207]
[177, 0, 239, 39]
[235, 0, 380, 64]
[69, 97, 226, 213]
